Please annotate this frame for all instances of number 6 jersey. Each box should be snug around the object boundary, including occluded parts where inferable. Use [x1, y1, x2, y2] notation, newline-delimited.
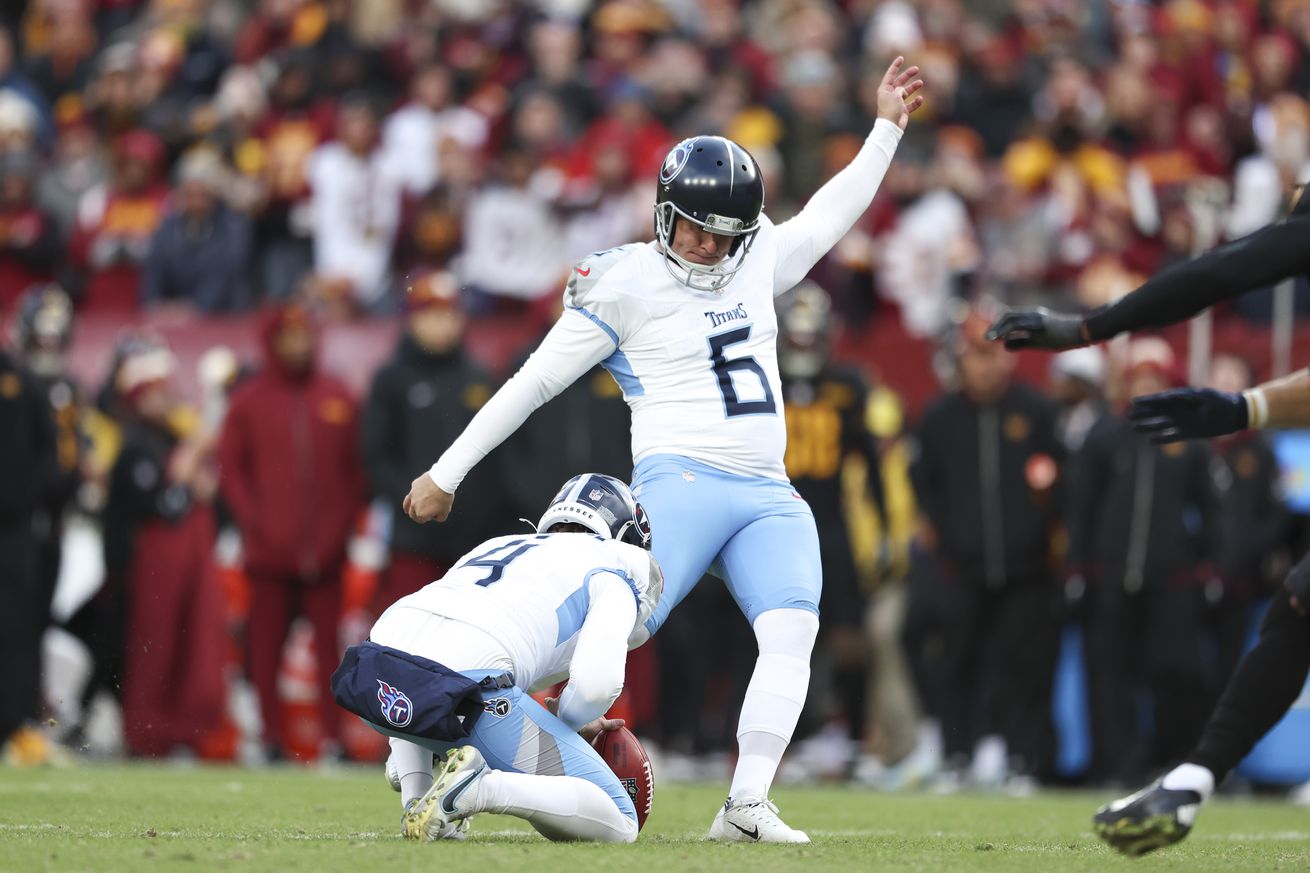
[428, 119, 904, 491]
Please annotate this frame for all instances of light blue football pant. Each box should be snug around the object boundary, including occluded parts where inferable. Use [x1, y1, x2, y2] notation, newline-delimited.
[633, 454, 823, 635]
[367, 670, 637, 823]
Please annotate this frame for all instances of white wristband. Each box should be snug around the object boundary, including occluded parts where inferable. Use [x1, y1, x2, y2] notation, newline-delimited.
[1243, 388, 1269, 429]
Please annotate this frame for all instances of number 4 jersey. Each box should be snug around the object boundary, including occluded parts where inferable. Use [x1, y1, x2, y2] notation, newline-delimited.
[427, 119, 903, 491]
[392, 533, 656, 692]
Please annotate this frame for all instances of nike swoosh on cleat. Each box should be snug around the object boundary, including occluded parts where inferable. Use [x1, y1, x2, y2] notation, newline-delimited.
[441, 768, 483, 815]
[729, 822, 760, 841]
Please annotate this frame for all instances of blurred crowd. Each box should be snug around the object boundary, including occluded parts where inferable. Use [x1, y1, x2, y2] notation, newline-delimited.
[2, 0, 1310, 789]
[0, 0, 1304, 325]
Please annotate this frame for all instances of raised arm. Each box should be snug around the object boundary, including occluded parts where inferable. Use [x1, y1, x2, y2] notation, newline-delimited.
[772, 57, 924, 293]
[989, 209, 1310, 350]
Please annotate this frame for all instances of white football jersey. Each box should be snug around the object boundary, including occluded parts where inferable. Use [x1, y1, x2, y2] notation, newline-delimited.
[565, 215, 794, 481]
[427, 120, 902, 495]
[392, 533, 654, 692]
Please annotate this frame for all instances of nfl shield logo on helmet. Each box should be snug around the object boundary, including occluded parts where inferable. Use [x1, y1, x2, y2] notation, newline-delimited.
[376, 679, 414, 728]
[589, 489, 604, 501]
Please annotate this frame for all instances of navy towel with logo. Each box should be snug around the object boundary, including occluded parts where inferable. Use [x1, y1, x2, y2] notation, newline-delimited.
[331, 641, 486, 742]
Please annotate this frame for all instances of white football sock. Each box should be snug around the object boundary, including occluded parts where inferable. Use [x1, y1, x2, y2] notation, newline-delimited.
[731, 733, 788, 802]
[390, 738, 435, 808]
[729, 608, 819, 800]
[473, 770, 638, 843]
[1161, 763, 1216, 801]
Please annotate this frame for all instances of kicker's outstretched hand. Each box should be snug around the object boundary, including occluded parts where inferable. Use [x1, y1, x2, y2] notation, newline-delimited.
[875, 56, 926, 130]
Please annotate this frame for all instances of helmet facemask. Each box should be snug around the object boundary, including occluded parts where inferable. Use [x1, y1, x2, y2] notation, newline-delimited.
[654, 201, 759, 294]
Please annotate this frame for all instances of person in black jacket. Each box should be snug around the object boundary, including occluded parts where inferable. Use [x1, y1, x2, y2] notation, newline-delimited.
[909, 309, 1064, 783]
[362, 272, 503, 608]
[0, 335, 57, 763]
[1069, 344, 1217, 782]
[10, 285, 82, 737]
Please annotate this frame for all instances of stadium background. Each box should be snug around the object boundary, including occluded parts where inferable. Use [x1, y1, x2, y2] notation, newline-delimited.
[4, 0, 1310, 797]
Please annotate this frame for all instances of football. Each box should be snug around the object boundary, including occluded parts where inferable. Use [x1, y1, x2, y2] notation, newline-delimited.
[592, 726, 654, 830]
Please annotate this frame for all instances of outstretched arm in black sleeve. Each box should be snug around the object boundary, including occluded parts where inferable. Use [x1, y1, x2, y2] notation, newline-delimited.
[988, 211, 1310, 349]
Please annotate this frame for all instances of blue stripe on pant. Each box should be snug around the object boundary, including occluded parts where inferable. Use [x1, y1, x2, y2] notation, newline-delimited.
[367, 670, 636, 824]
[634, 454, 823, 634]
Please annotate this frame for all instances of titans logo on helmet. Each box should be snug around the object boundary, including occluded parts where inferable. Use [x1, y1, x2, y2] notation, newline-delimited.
[633, 504, 652, 544]
[660, 139, 695, 185]
[377, 679, 414, 728]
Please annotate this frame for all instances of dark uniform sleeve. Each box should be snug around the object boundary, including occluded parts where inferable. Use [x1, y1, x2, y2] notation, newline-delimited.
[1086, 212, 1310, 341]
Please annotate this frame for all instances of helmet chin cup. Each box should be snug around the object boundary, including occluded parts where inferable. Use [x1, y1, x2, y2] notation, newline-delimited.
[654, 201, 758, 294]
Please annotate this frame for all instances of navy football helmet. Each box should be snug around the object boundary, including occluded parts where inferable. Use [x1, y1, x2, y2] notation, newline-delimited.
[538, 473, 652, 550]
[654, 136, 764, 293]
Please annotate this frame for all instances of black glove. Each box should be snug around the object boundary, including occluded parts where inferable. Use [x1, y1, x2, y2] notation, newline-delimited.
[1284, 550, 1310, 614]
[985, 307, 1088, 350]
[1128, 388, 1249, 444]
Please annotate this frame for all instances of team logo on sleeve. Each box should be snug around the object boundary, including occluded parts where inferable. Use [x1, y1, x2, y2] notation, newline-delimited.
[660, 139, 695, 184]
[377, 680, 414, 728]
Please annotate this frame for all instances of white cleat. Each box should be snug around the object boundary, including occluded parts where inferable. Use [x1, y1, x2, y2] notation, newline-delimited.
[707, 796, 810, 843]
[403, 746, 487, 842]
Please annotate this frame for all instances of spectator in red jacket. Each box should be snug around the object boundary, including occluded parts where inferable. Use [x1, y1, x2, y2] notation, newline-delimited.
[217, 303, 366, 760]
[68, 129, 169, 310]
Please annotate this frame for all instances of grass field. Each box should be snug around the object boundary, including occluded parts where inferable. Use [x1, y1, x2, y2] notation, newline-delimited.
[2, 765, 1310, 873]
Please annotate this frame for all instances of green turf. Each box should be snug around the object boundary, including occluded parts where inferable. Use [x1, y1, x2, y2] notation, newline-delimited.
[1, 765, 1309, 872]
